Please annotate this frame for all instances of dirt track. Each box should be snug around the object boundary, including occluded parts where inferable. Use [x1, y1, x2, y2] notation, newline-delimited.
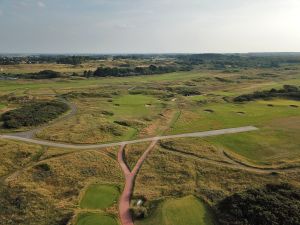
[118, 141, 157, 225]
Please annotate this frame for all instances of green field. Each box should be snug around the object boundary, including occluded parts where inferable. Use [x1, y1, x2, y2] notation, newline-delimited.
[76, 213, 119, 225]
[136, 196, 215, 225]
[167, 99, 300, 165]
[0, 104, 5, 109]
[80, 184, 120, 210]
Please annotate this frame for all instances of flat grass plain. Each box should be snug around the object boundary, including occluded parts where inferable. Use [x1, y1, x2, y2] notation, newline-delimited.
[0, 59, 300, 225]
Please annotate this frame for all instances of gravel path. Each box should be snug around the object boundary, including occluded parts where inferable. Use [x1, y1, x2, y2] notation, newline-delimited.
[0, 126, 258, 149]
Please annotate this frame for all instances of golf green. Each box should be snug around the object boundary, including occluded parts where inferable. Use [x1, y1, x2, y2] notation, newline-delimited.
[80, 184, 119, 210]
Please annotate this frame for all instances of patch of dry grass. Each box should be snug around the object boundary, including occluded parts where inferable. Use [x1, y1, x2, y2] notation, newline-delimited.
[1, 148, 123, 225]
[134, 145, 300, 206]
[0, 139, 42, 177]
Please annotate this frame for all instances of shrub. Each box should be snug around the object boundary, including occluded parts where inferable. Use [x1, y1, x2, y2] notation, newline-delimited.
[21, 70, 62, 79]
[130, 206, 148, 219]
[217, 183, 300, 225]
[234, 85, 300, 102]
[1, 101, 69, 128]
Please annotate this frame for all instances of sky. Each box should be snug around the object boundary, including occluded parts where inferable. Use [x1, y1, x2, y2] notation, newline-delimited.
[0, 0, 300, 54]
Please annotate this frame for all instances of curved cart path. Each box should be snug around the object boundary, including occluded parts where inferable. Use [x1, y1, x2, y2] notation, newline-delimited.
[0, 126, 258, 149]
[7, 98, 77, 139]
[118, 141, 157, 225]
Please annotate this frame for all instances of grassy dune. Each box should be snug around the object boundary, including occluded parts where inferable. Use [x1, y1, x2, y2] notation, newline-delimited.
[136, 195, 215, 225]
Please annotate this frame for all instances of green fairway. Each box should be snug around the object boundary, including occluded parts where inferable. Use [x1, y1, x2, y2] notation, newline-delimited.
[170, 99, 300, 134]
[80, 184, 120, 210]
[206, 122, 300, 165]
[76, 213, 119, 225]
[112, 94, 163, 119]
[169, 99, 300, 165]
[136, 196, 215, 225]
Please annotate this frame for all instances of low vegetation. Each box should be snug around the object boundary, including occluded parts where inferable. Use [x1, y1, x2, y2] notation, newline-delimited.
[1, 100, 69, 128]
[217, 183, 300, 225]
[91, 65, 189, 77]
[234, 85, 300, 102]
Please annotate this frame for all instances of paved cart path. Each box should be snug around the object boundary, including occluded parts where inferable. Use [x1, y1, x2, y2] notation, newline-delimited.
[118, 141, 157, 225]
[0, 126, 258, 149]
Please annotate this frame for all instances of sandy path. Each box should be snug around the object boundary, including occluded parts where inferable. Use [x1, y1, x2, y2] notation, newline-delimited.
[118, 141, 157, 225]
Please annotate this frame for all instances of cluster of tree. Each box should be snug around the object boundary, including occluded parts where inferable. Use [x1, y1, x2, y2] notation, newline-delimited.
[1, 101, 69, 128]
[217, 183, 300, 225]
[56, 56, 88, 65]
[166, 86, 201, 96]
[174, 53, 300, 69]
[0, 55, 110, 65]
[20, 70, 62, 79]
[234, 85, 300, 102]
[89, 65, 190, 77]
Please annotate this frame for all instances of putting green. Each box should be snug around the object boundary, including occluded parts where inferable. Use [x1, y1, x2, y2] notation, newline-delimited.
[76, 213, 118, 225]
[136, 195, 215, 225]
[80, 184, 119, 210]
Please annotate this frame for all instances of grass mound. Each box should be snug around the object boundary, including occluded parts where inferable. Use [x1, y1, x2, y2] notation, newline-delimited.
[80, 184, 120, 210]
[76, 213, 118, 225]
[1, 100, 69, 128]
[136, 195, 215, 225]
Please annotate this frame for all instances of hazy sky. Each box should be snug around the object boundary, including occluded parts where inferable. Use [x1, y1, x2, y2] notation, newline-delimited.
[0, 0, 300, 53]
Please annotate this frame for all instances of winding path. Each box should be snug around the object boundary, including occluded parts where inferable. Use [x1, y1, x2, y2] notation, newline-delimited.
[6, 98, 77, 139]
[0, 126, 258, 149]
[118, 141, 157, 225]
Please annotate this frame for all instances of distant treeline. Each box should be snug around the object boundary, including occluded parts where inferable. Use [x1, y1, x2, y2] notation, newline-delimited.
[234, 85, 300, 102]
[2, 53, 300, 67]
[85, 65, 191, 77]
[175, 53, 300, 69]
[20, 70, 62, 79]
[0, 55, 109, 65]
[1, 101, 69, 128]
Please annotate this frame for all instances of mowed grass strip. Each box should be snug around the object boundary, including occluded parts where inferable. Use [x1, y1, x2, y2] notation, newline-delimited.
[136, 195, 215, 225]
[80, 184, 120, 210]
[76, 213, 119, 225]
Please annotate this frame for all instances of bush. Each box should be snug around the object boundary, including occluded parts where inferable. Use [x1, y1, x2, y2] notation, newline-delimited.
[92, 65, 187, 77]
[130, 206, 148, 219]
[234, 85, 300, 102]
[21, 70, 62, 79]
[1, 101, 69, 128]
[217, 183, 300, 225]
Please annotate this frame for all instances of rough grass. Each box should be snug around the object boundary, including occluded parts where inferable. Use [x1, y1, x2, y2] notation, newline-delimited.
[124, 142, 151, 170]
[133, 145, 300, 204]
[80, 184, 120, 210]
[36, 94, 165, 144]
[1, 148, 123, 225]
[76, 212, 119, 225]
[0, 139, 42, 177]
[136, 195, 216, 225]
